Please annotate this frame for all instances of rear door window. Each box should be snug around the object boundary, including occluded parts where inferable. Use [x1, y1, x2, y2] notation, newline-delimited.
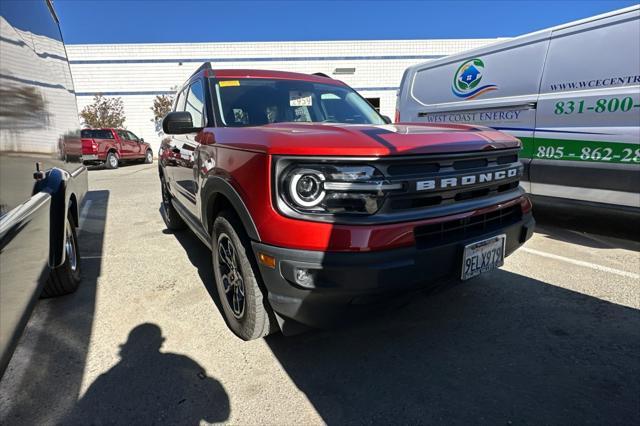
[81, 129, 114, 139]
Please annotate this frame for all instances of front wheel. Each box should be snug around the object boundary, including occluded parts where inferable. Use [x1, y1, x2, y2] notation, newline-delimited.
[212, 211, 276, 340]
[42, 212, 81, 297]
[144, 149, 153, 164]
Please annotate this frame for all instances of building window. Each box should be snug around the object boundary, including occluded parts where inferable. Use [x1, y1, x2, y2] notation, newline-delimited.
[365, 97, 380, 112]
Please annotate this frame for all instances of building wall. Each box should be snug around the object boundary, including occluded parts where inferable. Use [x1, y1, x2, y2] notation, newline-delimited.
[67, 39, 505, 153]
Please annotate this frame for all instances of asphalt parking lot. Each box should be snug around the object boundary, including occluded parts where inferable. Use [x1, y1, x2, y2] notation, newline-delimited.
[1, 163, 638, 425]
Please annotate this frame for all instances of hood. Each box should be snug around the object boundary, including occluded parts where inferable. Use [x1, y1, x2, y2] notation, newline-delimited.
[211, 123, 521, 156]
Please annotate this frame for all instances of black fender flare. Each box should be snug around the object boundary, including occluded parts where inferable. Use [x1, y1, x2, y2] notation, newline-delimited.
[201, 176, 260, 241]
[33, 166, 86, 268]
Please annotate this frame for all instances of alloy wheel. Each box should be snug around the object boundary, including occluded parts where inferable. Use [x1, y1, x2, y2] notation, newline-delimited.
[65, 224, 77, 272]
[217, 233, 245, 319]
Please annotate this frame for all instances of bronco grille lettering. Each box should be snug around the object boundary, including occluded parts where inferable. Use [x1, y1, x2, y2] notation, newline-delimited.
[416, 167, 520, 192]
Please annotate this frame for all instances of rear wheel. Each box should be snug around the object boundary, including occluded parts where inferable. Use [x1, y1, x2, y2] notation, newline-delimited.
[212, 211, 276, 340]
[160, 175, 186, 231]
[144, 149, 153, 164]
[42, 213, 81, 297]
[105, 151, 119, 169]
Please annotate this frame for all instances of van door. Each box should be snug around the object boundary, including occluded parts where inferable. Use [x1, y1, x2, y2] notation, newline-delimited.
[534, 9, 640, 208]
[402, 31, 552, 190]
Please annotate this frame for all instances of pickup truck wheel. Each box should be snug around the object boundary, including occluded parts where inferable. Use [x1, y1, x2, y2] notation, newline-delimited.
[42, 212, 81, 298]
[144, 149, 153, 164]
[160, 176, 186, 231]
[212, 211, 276, 340]
[105, 151, 119, 169]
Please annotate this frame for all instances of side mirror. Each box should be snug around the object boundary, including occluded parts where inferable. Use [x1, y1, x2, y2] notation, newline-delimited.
[163, 111, 199, 134]
[140, 138, 145, 143]
[381, 115, 392, 124]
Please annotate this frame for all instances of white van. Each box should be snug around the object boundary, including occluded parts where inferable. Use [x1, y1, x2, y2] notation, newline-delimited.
[397, 6, 640, 211]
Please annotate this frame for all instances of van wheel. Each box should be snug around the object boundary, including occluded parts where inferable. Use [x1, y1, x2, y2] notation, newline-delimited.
[212, 211, 276, 340]
[105, 151, 119, 169]
[42, 213, 81, 298]
[144, 149, 153, 164]
[160, 175, 186, 231]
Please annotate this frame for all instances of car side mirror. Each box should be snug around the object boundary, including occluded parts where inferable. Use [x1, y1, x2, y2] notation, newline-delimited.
[140, 138, 144, 143]
[381, 115, 392, 124]
[163, 111, 200, 134]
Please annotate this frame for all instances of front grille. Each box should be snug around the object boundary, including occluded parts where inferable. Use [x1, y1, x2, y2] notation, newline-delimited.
[375, 149, 523, 214]
[414, 204, 522, 247]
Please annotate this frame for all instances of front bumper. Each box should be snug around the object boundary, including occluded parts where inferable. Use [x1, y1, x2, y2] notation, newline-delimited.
[252, 213, 534, 328]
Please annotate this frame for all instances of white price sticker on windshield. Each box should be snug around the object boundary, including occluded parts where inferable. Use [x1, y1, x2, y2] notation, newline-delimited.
[289, 91, 313, 107]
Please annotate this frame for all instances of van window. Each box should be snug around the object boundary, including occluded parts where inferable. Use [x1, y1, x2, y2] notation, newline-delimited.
[185, 80, 206, 127]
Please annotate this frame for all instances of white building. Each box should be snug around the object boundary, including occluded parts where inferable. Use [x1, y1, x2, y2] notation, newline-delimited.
[66, 39, 504, 153]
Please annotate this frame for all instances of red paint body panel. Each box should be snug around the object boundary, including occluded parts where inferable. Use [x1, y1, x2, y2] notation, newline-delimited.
[201, 124, 525, 252]
[206, 123, 520, 157]
[207, 69, 347, 86]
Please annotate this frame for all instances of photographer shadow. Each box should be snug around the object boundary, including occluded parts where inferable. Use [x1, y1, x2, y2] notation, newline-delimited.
[68, 323, 229, 425]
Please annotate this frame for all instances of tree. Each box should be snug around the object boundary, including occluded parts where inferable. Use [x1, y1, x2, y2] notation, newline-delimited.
[80, 94, 126, 128]
[150, 91, 175, 133]
[151, 94, 174, 122]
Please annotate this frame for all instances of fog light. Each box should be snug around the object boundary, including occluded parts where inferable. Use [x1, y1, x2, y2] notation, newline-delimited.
[294, 267, 314, 287]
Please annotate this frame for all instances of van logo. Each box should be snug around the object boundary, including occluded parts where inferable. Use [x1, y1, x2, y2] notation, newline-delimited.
[452, 58, 498, 100]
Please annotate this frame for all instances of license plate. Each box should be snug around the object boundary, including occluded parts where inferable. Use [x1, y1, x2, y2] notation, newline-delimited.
[83, 154, 98, 160]
[461, 234, 506, 280]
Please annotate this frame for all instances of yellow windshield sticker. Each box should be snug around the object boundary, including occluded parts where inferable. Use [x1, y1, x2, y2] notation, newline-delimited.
[219, 80, 240, 87]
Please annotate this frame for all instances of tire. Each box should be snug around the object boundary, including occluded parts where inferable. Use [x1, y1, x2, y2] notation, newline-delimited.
[105, 151, 119, 169]
[212, 211, 276, 340]
[144, 149, 153, 164]
[42, 212, 81, 298]
[160, 175, 186, 231]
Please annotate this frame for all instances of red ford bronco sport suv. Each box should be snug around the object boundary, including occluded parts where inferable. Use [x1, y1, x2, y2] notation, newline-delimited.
[159, 63, 534, 340]
[81, 128, 153, 169]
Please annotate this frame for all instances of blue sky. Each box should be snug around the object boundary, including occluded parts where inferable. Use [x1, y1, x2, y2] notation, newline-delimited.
[55, 0, 638, 44]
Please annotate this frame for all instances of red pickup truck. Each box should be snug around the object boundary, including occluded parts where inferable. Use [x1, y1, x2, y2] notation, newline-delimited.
[81, 128, 153, 169]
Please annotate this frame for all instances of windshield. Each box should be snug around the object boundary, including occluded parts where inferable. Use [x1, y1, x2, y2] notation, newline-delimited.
[213, 78, 385, 127]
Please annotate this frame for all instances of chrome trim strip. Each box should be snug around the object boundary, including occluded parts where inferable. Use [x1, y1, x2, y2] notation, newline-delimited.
[323, 182, 403, 191]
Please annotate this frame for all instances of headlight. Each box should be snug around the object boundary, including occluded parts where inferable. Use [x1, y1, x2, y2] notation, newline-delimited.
[279, 163, 402, 215]
[289, 170, 326, 207]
